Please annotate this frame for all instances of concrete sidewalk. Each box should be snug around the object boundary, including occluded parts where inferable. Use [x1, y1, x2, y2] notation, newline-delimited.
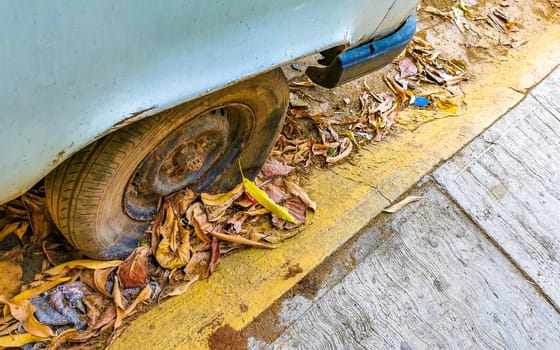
[248, 67, 560, 349]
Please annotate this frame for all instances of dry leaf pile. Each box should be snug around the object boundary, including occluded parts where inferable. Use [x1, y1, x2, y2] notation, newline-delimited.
[276, 35, 469, 167]
[276, 0, 529, 163]
[0, 159, 316, 349]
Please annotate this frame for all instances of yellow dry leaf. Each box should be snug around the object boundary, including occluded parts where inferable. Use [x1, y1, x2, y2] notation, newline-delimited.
[246, 208, 270, 216]
[0, 261, 22, 296]
[24, 304, 54, 337]
[0, 333, 47, 348]
[155, 224, 191, 269]
[12, 277, 71, 303]
[13, 221, 29, 241]
[0, 296, 53, 337]
[201, 183, 243, 206]
[0, 221, 21, 241]
[42, 259, 122, 276]
[239, 162, 298, 224]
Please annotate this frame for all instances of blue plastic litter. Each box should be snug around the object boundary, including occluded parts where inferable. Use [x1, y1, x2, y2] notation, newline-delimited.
[411, 95, 429, 107]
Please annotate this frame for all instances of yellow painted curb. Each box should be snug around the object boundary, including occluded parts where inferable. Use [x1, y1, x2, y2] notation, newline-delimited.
[110, 24, 560, 350]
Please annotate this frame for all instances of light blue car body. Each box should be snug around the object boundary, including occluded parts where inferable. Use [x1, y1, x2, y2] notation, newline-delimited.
[0, 0, 417, 203]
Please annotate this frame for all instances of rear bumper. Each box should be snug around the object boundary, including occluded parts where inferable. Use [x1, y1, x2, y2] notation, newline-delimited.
[306, 14, 416, 88]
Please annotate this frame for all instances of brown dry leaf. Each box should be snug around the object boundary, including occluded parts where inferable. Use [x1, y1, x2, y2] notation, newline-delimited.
[207, 231, 275, 249]
[166, 275, 200, 297]
[186, 202, 212, 244]
[112, 277, 125, 330]
[272, 197, 308, 230]
[207, 237, 221, 277]
[0, 260, 22, 296]
[117, 246, 150, 288]
[48, 328, 94, 350]
[204, 201, 232, 222]
[285, 181, 317, 211]
[383, 196, 422, 213]
[184, 252, 211, 281]
[83, 293, 115, 331]
[22, 191, 55, 243]
[0, 318, 17, 336]
[264, 183, 288, 204]
[227, 212, 249, 234]
[167, 189, 198, 216]
[0, 333, 47, 348]
[325, 137, 353, 163]
[41, 259, 122, 277]
[124, 284, 151, 317]
[398, 56, 419, 79]
[260, 158, 295, 177]
[82, 293, 104, 328]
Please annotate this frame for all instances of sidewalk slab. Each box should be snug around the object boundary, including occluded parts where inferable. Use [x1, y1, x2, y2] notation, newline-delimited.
[261, 185, 560, 349]
[434, 71, 560, 306]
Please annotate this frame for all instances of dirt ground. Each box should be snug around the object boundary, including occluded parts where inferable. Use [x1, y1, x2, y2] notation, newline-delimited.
[1, 0, 559, 349]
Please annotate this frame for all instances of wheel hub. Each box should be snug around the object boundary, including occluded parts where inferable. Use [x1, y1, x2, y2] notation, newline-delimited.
[123, 107, 251, 221]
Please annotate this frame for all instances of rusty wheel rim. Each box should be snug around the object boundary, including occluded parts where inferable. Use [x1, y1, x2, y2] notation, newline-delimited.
[123, 105, 253, 221]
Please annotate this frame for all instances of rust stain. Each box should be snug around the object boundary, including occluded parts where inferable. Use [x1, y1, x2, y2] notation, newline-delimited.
[112, 105, 157, 129]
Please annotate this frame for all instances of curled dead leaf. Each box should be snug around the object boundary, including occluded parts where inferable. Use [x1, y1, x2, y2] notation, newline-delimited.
[166, 275, 200, 297]
[207, 236, 221, 277]
[41, 259, 122, 277]
[383, 196, 422, 214]
[207, 231, 275, 249]
[260, 158, 295, 178]
[124, 284, 151, 317]
[186, 202, 212, 244]
[112, 277, 125, 330]
[155, 225, 191, 269]
[117, 246, 150, 288]
[184, 252, 211, 281]
[22, 191, 55, 243]
[326, 137, 353, 163]
[285, 181, 317, 211]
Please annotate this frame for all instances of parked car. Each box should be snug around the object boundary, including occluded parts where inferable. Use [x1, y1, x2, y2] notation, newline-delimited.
[0, 1, 418, 259]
